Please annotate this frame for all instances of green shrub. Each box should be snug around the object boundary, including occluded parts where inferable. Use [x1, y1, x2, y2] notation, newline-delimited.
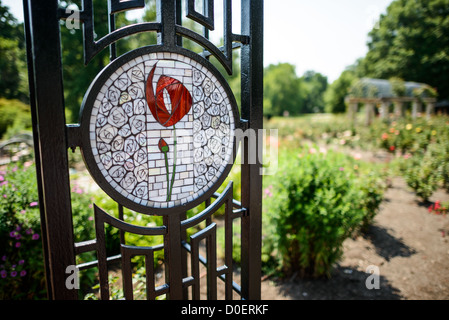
[0, 162, 106, 299]
[262, 148, 384, 278]
[0, 162, 46, 299]
[0, 98, 31, 139]
[92, 191, 165, 268]
[356, 172, 385, 232]
[402, 140, 449, 202]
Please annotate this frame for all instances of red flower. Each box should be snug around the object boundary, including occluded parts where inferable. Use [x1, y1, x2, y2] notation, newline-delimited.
[158, 138, 169, 153]
[389, 146, 396, 152]
[145, 63, 193, 202]
[146, 63, 193, 128]
[434, 201, 441, 211]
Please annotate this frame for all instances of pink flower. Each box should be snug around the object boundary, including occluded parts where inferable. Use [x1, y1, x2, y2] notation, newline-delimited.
[72, 186, 84, 194]
[10, 271, 17, 277]
[15, 242, 21, 248]
[434, 201, 441, 211]
[20, 270, 27, 277]
[0, 175, 4, 181]
[29, 202, 38, 207]
[339, 167, 345, 171]
[1, 270, 7, 278]
[32, 234, 40, 240]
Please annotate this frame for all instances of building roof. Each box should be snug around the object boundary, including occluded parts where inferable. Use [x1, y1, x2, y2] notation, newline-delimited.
[348, 78, 436, 100]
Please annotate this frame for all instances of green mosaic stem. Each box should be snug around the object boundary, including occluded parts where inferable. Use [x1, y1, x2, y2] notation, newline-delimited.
[163, 150, 170, 201]
[167, 125, 177, 202]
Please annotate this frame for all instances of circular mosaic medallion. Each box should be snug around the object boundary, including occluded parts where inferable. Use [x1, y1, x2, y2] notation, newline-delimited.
[80, 48, 239, 215]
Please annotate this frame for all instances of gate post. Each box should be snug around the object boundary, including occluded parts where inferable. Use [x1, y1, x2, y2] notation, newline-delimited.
[25, 0, 77, 299]
[240, 0, 264, 300]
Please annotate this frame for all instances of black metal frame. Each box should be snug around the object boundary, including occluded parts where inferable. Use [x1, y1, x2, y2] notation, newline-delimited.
[24, 0, 263, 300]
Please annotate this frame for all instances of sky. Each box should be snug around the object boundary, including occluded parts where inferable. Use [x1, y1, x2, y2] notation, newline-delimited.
[3, 0, 393, 83]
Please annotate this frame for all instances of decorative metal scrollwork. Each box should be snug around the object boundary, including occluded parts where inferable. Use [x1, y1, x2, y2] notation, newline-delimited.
[186, 0, 215, 30]
[58, 0, 252, 300]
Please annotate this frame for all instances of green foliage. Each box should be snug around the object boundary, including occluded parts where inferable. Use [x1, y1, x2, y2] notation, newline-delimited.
[348, 79, 380, 98]
[389, 77, 406, 97]
[262, 147, 385, 278]
[0, 98, 32, 139]
[324, 69, 357, 113]
[0, 162, 46, 299]
[300, 71, 328, 114]
[90, 188, 165, 267]
[0, 1, 28, 102]
[401, 137, 449, 202]
[0, 37, 28, 102]
[413, 85, 438, 99]
[359, 0, 449, 100]
[263, 63, 304, 118]
[355, 171, 386, 232]
[267, 113, 449, 204]
[60, 1, 109, 123]
[263, 63, 329, 117]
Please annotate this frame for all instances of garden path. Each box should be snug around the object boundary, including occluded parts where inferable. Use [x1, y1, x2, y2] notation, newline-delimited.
[260, 177, 449, 300]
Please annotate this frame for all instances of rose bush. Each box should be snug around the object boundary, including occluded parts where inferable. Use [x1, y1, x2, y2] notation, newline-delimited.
[262, 146, 385, 278]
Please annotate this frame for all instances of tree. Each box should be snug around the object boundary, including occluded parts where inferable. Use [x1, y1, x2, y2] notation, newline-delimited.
[263, 63, 305, 117]
[0, 1, 28, 102]
[324, 68, 357, 113]
[60, 1, 108, 122]
[300, 71, 328, 113]
[358, 0, 449, 100]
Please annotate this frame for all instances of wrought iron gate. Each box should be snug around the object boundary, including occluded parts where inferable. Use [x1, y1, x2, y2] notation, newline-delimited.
[24, 0, 263, 300]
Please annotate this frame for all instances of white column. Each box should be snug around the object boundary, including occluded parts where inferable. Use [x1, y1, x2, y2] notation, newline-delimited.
[394, 101, 404, 118]
[426, 102, 435, 119]
[380, 102, 389, 120]
[348, 102, 358, 123]
[412, 100, 422, 119]
[365, 103, 375, 126]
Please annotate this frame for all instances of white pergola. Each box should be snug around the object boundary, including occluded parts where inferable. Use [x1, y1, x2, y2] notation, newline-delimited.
[345, 78, 437, 125]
